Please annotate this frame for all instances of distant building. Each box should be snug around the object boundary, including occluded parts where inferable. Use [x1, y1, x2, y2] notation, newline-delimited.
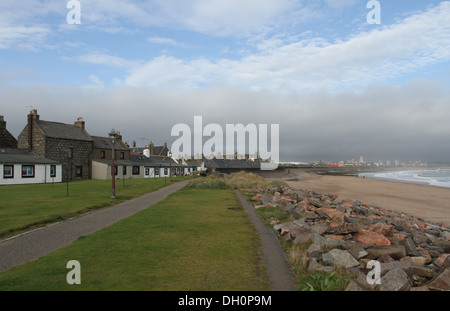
[91, 133, 130, 162]
[149, 140, 170, 157]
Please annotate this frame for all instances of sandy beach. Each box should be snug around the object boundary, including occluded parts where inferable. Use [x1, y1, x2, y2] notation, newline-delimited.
[271, 169, 450, 225]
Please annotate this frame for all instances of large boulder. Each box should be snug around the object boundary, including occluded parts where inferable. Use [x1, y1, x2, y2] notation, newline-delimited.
[367, 223, 394, 237]
[398, 238, 420, 257]
[306, 243, 323, 260]
[354, 228, 391, 246]
[379, 261, 411, 276]
[426, 234, 450, 253]
[322, 249, 359, 268]
[380, 268, 411, 291]
[412, 231, 429, 244]
[435, 254, 450, 269]
[348, 244, 369, 260]
[427, 267, 450, 291]
[366, 245, 407, 260]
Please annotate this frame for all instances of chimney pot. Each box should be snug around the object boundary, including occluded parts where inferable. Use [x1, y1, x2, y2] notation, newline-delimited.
[0, 115, 5, 129]
[74, 117, 85, 129]
[29, 109, 39, 121]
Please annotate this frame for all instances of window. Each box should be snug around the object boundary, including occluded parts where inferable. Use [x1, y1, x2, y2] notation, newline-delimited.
[164, 168, 168, 175]
[50, 165, 56, 178]
[114, 165, 118, 176]
[155, 168, 159, 176]
[132, 166, 140, 175]
[145, 167, 150, 176]
[123, 165, 127, 176]
[3, 165, 13, 178]
[22, 165, 35, 178]
[75, 166, 83, 177]
[120, 152, 124, 159]
[100, 151, 105, 159]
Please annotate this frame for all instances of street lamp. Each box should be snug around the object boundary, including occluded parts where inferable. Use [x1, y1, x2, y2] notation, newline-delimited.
[109, 129, 118, 199]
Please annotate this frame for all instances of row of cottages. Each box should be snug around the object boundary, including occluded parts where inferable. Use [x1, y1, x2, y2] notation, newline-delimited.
[1, 110, 264, 185]
[92, 155, 193, 180]
[1, 110, 198, 185]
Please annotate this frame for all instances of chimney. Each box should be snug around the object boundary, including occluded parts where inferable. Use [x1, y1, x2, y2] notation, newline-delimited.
[150, 140, 154, 156]
[27, 109, 40, 150]
[31, 109, 39, 121]
[74, 117, 85, 130]
[0, 115, 5, 129]
[116, 130, 122, 141]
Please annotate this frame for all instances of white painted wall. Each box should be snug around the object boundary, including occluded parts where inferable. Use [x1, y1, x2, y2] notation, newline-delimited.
[92, 161, 134, 180]
[0, 163, 62, 185]
[144, 167, 155, 178]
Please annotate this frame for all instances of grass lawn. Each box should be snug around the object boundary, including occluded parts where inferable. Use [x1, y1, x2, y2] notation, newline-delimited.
[0, 188, 269, 291]
[0, 176, 192, 239]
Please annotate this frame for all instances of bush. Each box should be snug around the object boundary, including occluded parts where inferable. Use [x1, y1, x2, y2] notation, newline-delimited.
[224, 171, 267, 189]
[266, 179, 289, 188]
[186, 175, 227, 189]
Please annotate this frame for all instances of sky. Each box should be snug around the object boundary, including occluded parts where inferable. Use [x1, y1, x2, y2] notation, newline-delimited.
[1, 0, 450, 163]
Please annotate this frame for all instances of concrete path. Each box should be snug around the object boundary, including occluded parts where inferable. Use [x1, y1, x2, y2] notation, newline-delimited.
[235, 190, 296, 291]
[0, 180, 190, 273]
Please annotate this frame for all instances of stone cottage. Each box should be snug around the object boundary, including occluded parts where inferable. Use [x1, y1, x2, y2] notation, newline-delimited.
[17, 110, 93, 181]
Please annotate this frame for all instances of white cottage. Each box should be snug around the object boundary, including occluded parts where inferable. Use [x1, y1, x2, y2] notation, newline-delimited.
[0, 148, 62, 185]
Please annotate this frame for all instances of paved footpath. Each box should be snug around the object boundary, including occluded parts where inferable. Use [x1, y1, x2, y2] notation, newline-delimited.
[0, 180, 190, 273]
[235, 190, 296, 291]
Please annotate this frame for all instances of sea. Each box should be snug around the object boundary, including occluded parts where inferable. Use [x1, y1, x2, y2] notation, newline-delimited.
[358, 168, 450, 188]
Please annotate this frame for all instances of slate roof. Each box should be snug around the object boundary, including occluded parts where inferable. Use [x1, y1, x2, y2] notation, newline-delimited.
[202, 158, 261, 169]
[0, 148, 59, 164]
[91, 136, 129, 150]
[37, 120, 93, 142]
[91, 159, 133, 166]
[152, 145, 168, 156]
[129, 155, 183, 167]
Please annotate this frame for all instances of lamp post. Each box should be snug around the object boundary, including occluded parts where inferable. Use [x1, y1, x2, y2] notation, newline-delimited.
[66, 147, 73, 197]
[109, 129, 118, 199]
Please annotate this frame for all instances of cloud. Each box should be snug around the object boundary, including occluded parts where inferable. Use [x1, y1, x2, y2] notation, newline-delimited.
[124, 2, 450, 92]
[325, 0, 360, 9]
[126, 55, 215, 89]
[83, 74, 105, 91]
[57, 0, 309, 37]
[0, 24, 51, 50]
[147, 36, 186, 48]
[63, 53, 141, 69]
[2, 78, 450, 163]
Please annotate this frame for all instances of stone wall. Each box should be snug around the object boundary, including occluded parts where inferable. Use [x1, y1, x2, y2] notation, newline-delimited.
[92, 148, 130, 161]
[17, 120, 46, 156]
[0, 117, 18, 148]
[45, 137, 93, 181]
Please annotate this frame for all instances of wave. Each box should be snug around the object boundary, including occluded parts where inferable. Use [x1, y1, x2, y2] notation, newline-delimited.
[358, 169, 450, 188]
